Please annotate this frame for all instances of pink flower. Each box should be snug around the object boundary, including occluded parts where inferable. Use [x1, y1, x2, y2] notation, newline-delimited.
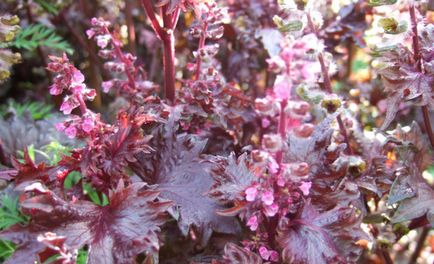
[269, 250, 279, 262]
[60, 97, 79, 115]
[81, 118, 94, 133]
[102, 81, 114, 93]
[65, 126, 77, 139]
[299, 181, 312, 196]
[273, 75, 292, 100]
[259, 246, 271, 260]
[246, 215, 258, 231]
[86, 29, 95, 39]
[72, 70, 85, 83]
[268, 157, 279, 174]
[49, 84, 62, 95]
[261, 118, 270, 128]
[261, 191, 274, 206]
[245, 186, 258, 202]
[264, 203, 279, 217]
[55, 122, 66, 131]
[96, 34, 111, 48]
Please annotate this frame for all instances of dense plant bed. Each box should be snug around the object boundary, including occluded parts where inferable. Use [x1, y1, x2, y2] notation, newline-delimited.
[0, 0, 433, 263]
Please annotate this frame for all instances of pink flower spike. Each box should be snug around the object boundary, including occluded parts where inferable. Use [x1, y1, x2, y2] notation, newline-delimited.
[273, 75, 292, 100]
[246, 215, 258, 231]
[261, 191, 274, 206]
[299, 181, 312, 196]
[259, 246, 270, 260]
[65, 126, 77, 139]
[245, 186, 258, 202]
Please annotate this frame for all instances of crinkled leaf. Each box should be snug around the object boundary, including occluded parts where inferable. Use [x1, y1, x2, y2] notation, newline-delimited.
[376, 43, 434, 129]
[220, 243, 263, 264]
[277, 204, 369, 264]
[209, 153, 256, 203]
[133, 108, 240, 244]
[0, 182, 171, 264]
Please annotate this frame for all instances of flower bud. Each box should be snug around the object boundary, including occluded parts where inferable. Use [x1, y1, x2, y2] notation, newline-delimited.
[293, 123, 314, 137]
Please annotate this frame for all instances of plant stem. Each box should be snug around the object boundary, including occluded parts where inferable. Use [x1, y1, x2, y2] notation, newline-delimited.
[409, 4, 434, 149]
[195, 22, 208, 80]
[162, 28, 176, 102]
[307, 14, 353, 155]
[276, 100, 287, 169]
[141, 1, 179, 102]
[408, 227, 429, 264]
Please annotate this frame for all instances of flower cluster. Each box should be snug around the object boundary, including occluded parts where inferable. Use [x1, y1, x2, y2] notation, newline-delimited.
[86, 17, 154, 98]
[47, 54, 100, 138]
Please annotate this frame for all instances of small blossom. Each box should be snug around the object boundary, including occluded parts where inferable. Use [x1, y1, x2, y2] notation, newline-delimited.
[49, 84, 62, 95]
[96, 34, 111, 48]
[268, 157, 279, 174]
[81, 118, 95, 133]
[245, 186, 258, 202]
[65, 126, 77, 139]
[60, 97, 79, 115]
[259, 246, 271, 260]
[273, 74, 292, 100]
[102, 81, 114, 93]
[264, 203, 279, 217]
[55, 122, 66, 132]
[261, 191, 274, 206]
[261, 118, 270, 128]
[246, 215, 258, 231]
[299, 181, 312, 196]
[269, 250, 279, 262]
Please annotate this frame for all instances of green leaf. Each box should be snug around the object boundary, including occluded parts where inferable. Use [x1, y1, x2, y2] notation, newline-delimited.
[83, 183, 109, 206]
[12, 24, 73, 54]
[77, 248, 88, 264]
[368, 0, 398, 6]
[0, 240, 16, 261]
[273, 15, 303, 33]
[34, 0, 59, 15]
[64, 171, 82, 189]
[0, 195, 28, 230]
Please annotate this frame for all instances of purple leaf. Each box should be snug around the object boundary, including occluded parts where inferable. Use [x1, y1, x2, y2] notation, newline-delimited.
[0, 182, 171, 264]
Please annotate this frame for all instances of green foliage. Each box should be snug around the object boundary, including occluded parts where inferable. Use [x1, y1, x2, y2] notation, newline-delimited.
[77, 248, 88, 264]
[34, 0, 59, 15]
[65, 172, 109, 206]
[0, 240, 16, 261]
[0, 195, 28, 230]
[11, 24, 73, 54]
[83, 183, 109, 206]
[41, 141, 73, 165]
[367, 0, 398, 6]
[0, 101, 53, 120]
[64, 171, 82, 189]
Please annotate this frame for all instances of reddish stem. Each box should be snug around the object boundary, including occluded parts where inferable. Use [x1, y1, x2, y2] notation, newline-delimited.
[141, 1, 179, 102]
[276, 100, 288, 169]
[195, 22, 208, 80]
[140, 0, 164, 38]
[409, 4, 434, 149]
[77, 96, 88, 115]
